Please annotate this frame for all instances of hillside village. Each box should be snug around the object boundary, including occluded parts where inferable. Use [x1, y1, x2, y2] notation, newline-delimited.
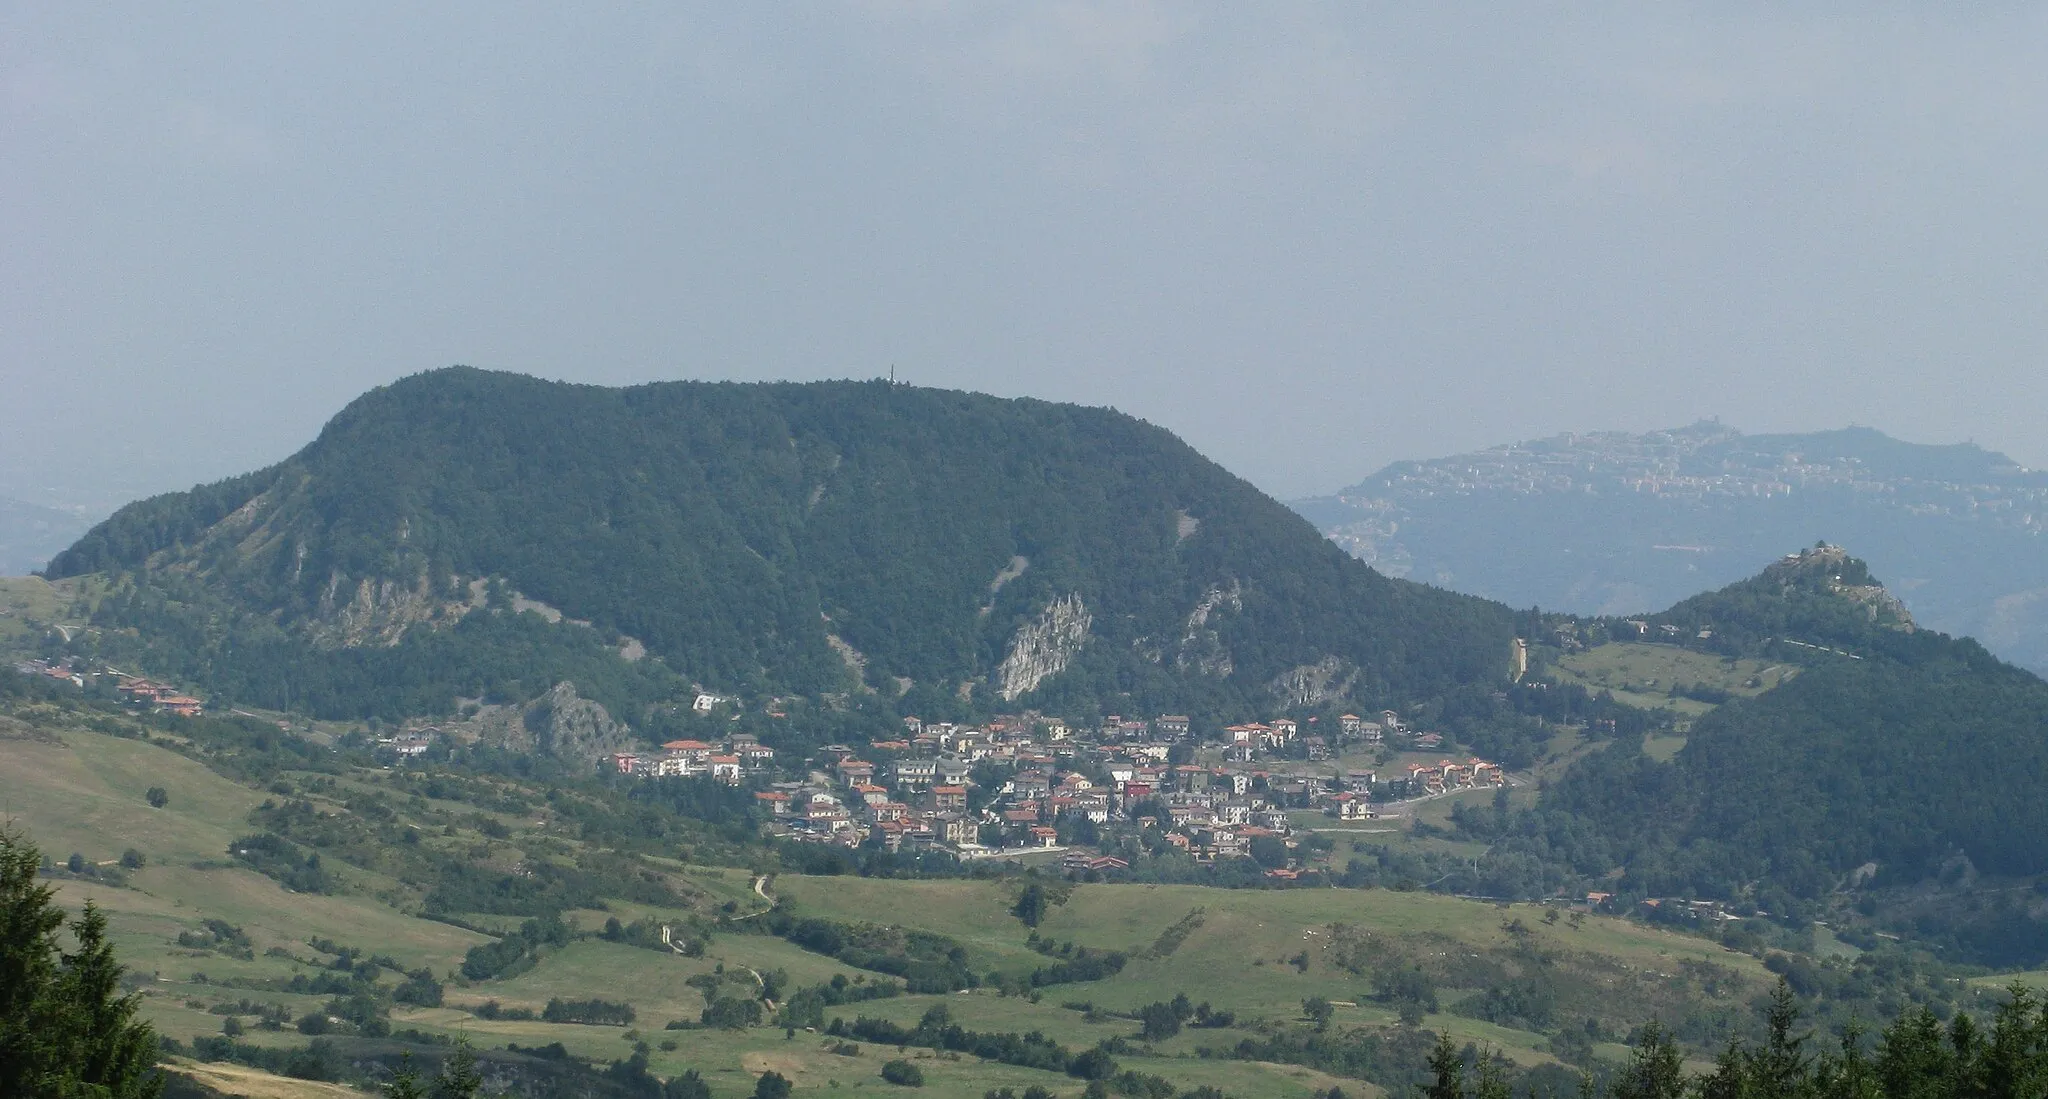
[14, 654, 1513, 876]
[609, 709, 1508, 875]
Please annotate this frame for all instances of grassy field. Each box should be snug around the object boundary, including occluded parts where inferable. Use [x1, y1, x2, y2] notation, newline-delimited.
[3, 689, 1999, 1099]
[0, 575, 96, 650]
[165, 1059, 368, 1098]
[1551, 642, 1793, 715]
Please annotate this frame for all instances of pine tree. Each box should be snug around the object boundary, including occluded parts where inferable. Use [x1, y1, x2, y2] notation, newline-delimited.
[433, 1040, 483, 1099]
[1977, 986, 2048, 1099]
[1426, 1030, 1465, 1099]
[1612, 1020, 1685, 1099]
[0, 826, 163, 1098]
[1699, 1038, 1754, 1099]
[1876, 1007, 1952, 1099]
[384, 1053, 429, 1099]
[1751, 981, 1814, 1099]
[1815, 1021, 1880, 1099]
[0, 824, 67, 1098]
[1474, 1048, 1513, 1099]
[55, 901, 164, 1097]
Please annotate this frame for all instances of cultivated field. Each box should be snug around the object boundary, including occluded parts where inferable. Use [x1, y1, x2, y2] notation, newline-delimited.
[1551, 642, 1793, 715]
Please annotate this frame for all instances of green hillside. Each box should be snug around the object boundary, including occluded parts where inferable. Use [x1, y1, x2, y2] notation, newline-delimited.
[1498, 548, 2048, 965]
[47, 368, 1513, 722]
[0, 683, 1826, 1099]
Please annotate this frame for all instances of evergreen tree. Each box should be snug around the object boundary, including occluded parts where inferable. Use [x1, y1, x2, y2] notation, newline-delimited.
[55, 902, 164, 1096]
[1474, 1050, 1513, 1099]
[1611, 1020, 1684, 1099]
[1699, 1039, 1754, 1099]
[1751, 981, 1815, 1099]
[1425, 1031, 1465, 1099]
[383, 1054, 429, 1099]
[1876, 1008, 1953, 1099]
[432, 1040, 483, 1099]
[0, 826, 162, 1098]
[1816, 1022, 1881, 1099]
[1977, 987, 2047, 1099]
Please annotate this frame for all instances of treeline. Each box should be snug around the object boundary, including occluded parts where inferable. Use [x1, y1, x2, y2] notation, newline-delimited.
[1433, 983, 2048, 1099]
[834, 1004, 1117, 1081]
[766, 913, 979, 993]
[460, 914, 574, 981]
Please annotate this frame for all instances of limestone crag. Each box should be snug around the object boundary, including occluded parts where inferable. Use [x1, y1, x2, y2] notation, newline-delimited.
[1173, 580, 1242, 678]
[996, 594, 1091, 701]
[1269, 656, 1356, 708]
[307, 571, 466, 648]
[457, 681, 637, 762]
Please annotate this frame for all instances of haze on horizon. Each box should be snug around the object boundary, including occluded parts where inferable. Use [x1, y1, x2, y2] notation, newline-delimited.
[7, 5, 2048, 516]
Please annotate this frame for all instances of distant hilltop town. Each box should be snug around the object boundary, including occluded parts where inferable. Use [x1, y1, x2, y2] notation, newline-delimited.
[1315, 421, 2048, 572]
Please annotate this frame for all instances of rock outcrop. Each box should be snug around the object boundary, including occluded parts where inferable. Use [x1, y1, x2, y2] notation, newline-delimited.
[1173, 581, 1241, 678]
[457, 681, 637, 763]
[1269, 656, 1356, 707]
[996, 594, 1091, 701]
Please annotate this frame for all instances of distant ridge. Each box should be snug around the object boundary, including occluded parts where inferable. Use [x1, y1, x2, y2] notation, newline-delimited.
[1292, 421, 2048, 675]
[0, 496, 93, 577]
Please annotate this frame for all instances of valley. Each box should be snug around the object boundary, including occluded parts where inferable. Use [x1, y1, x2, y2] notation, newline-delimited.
[10, 377, 2048, 1098]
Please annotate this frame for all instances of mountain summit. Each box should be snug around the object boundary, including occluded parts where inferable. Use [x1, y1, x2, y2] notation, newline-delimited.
[50, 368, 1514, 719]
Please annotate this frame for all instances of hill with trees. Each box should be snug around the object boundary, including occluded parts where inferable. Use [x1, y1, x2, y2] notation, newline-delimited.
[1498, 548, 2048, 965]
[45, 368, 1515, 722]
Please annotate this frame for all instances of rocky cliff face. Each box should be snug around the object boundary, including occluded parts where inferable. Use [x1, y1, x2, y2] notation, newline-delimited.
[996, 594, 1091, 701]
[1173, 581, 1241, 678]
[1270, 656, 1356, 707]
[457, 682, 637, 763]
[307, 571, 467, 648]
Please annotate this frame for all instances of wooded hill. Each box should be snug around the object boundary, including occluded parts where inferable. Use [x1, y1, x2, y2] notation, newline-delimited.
[46, 368, 1514, 721]
[1510, 548, 2048, 965]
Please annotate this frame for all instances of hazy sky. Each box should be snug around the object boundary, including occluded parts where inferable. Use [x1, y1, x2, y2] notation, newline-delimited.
[8, 4, 2048, 512]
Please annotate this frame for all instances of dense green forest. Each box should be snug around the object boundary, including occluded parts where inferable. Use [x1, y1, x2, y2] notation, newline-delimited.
[48, 368, 1514, 720]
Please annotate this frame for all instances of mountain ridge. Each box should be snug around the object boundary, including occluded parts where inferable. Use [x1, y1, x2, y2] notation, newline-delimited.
[47, 367, 1517, 722]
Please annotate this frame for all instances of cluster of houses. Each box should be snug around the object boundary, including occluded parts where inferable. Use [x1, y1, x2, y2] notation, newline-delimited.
[737, 710, 1508, 870]
[607, 735, 778, 784]
[12, 660, 207, 717]
[13, 658, 85, 689]
[115, 675, 205, 717]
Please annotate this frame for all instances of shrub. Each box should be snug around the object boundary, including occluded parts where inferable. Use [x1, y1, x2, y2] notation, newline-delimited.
[881, 1059, 926, 1086]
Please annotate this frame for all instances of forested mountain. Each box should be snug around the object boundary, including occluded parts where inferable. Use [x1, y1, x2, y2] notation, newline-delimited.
[1512, 549, 2048, 964]
[46, 368, 1515, 721]
[1293, 422, 2048, 676]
